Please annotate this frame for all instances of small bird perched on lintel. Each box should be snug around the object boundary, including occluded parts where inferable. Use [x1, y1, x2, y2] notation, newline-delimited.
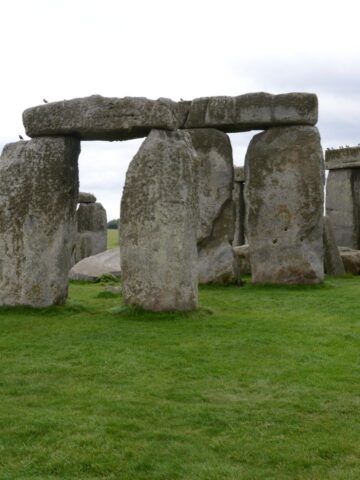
[18, 135, 24, 140]
[43, 98, 48, 104]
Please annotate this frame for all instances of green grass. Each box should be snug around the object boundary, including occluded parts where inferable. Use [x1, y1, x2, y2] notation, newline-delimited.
[107, 229, 119, 249]
[1, 276, 360, 479]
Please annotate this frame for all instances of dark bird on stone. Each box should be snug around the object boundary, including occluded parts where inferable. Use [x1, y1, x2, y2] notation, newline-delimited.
[18, 135, 24, 140]
[43, 99, 48, 103]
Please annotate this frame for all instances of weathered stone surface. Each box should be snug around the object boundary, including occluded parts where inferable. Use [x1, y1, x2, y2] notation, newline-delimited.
[339, 247, 360, 274]
[69, 248, 120, 282]
[325, 146, 360, 169]
[326, 169, 360, 249]
[186, 128, 240, 284]
[323, 216, 346, 275]
[234, 166, 245, 182]
[74, 202, 107, 264]
[0, 137, 79, 306]
[233, 245, 251, 275]
[185, 93, 318, 131]
[120, 129, 198, 311]
[245, 126, 324, 284]
[23, 95, 189, 141]
[78, 191, 96, 203]
[233, 166, 246, 246]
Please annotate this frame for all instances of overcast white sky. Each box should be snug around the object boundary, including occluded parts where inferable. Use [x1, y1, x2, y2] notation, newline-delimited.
[1, 0, 360, 219]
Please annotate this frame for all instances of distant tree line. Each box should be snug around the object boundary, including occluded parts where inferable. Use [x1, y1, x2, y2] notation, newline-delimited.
[107, 218, 119, 229]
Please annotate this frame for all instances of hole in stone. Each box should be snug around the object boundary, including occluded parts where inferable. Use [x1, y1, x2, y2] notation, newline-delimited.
[284, 226, 288, 231]
[272, 239, 277, 244]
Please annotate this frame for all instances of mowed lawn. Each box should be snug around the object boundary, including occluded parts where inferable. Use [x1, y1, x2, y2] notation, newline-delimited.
[107, 229, 119, 249]
[1, 277, 360, 479]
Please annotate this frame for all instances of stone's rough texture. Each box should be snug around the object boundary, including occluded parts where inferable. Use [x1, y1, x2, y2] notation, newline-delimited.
[69, 248, 121, 282]
[323, 216, 346, 275]
[233, 166, 246, 246]
[234, 166, 245, 182]
[325, 146, 360, 170]
[245, 126, 324, 284]
[187, 129, 240, 284]
[185, 93, 318, 131]
[339, 247, 360, 274]
[74, 202, 107, 264]
[78, 191, 96, 203]
[326, 169, 360, 249]
[120, 129, 198, 311]
[0, 137, 79, 306]
[23, 95, 190, 141]
[233, 245, 251, 275]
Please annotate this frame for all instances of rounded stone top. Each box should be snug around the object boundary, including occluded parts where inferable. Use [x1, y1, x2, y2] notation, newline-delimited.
[78, 192, 96, 203]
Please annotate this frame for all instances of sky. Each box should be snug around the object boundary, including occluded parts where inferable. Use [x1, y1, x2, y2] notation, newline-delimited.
[1, 0, 360, 220]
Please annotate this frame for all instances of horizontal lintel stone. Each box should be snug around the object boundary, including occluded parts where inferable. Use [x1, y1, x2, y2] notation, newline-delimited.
[23, 92, 318, 141]
[325, 146, 360, 170]
[23, 95, 191, 141]
[184, 92, 318, 131]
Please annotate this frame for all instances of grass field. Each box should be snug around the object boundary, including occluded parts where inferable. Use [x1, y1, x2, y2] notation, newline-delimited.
[107, 229, 119, 249]
[1, 276, 360, 479]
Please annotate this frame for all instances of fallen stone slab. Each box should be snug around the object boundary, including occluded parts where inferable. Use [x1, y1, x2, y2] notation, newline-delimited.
[23, 95, 190, 141]
[78, 192, 96, 203]
[0, 137, 80, 307]
[325, 146, 360, 170]
[323, 216, 345, 275]
[339, 247, 360, 275]
[185, 92, 318, 131]
[69, 248, 121, 282]
[245, 126, 324, 284]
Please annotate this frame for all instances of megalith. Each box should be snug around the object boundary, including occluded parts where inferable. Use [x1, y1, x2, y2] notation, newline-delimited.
[74, 200, 107, 264]
[325, 147, 360, 249]
[233, 166, 246, 246]
[323, 216, 345, 275]
[120, 129, 198, 311]
[245, 126, 324, 284]
[186, 129, 239, 284]
[0, 137, 80, 306]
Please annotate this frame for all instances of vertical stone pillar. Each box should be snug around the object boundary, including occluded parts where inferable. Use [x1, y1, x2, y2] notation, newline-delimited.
[0, 137, 80, 306]
[245, 126, 324, 284]
[325, 147, 360, 249]
[75, 201, 107, 263]
[120, 129, 198, 311]
[186, 128, 240, 284]
[323, 216, 345, 275]
[233, 166, 246, 246]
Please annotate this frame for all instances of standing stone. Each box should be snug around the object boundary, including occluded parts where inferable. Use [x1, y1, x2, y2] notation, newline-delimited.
[186, 129, 240, 284]
[325, 169, 360, 248]
[0, 137, 79, 306]
[74, 202, 107, 264]
[245, 126, 324, 284]
[78, 191, 96, 203]
[120, 129, 198, 311]
[233, 166, 246, 246]
[323, 216, 345, 275]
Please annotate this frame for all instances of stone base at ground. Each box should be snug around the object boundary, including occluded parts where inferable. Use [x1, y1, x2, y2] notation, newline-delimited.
[0, 137, 79, 306]
[245, 126, 324, 284]
[69, 248, 121, 282]
[120, 129, 198, 311]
